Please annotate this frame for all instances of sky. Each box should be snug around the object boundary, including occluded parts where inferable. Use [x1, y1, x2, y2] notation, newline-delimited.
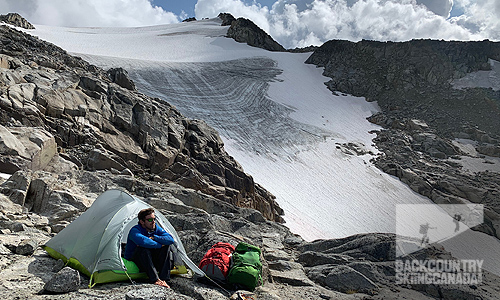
[1, 0, 499, 51]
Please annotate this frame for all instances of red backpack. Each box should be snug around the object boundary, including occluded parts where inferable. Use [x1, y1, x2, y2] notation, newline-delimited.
[199, 242, 235, 281]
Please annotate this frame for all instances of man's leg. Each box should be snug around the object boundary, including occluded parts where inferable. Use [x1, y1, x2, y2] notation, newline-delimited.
[152, 245, 172, 282]
[132, 246, 159, 283]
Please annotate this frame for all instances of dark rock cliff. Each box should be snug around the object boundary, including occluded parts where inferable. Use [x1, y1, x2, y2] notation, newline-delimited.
[219, 13, 286, 52]
[306, 39, 500, 138]
[0, 13, 35, 29]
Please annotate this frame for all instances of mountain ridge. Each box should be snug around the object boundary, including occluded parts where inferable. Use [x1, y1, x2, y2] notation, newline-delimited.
[218, 13, 286, 52]
[306, 38, 500, 138]
[0, 13, 34, 30]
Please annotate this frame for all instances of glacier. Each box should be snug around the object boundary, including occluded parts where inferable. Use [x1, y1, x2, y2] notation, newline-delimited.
[23, 18, 500, 275]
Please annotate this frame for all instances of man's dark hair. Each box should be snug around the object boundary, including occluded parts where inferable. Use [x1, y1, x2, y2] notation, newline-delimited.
[138, 208, 155, 221]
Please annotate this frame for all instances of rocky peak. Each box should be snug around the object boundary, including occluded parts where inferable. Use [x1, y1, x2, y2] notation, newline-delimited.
[218, 12, 236, 26]
[182, 17, 196, 23]
[0, 12, 35, 29]
[106, 67, 136, 91]
[219, 13, 286, 52]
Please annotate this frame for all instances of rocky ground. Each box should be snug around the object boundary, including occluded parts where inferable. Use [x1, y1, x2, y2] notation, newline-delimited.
[3, 171, 500, 300]
[1, 14, 500, 300]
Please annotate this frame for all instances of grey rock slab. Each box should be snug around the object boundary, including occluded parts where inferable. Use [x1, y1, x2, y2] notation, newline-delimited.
[44, 266, 81, 293]
[268, 260, 315, 286]
[263, 248, 292, 261]
[0, 124, 30, 158]
[15, 238, 38, 255]
[8, 127, 58, 171]
[307, 265, 379, 294]
[298, 251, 352, 267]
[125, 287, 195, 300]
[107, 67, 136, 91]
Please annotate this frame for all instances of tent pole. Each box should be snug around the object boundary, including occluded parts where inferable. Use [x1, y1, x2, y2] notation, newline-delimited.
[204, 275, 231, 297]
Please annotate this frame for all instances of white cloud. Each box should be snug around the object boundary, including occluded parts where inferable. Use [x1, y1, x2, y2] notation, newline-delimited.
[1, 0, 498, 48]
[416, 0, 453, 17]
[0, 0, 180, 27]
[196, 0, 497, 49]
[451, 0, 500, 40]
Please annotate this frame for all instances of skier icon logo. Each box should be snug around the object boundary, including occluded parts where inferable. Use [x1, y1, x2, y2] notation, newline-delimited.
[396, 204, 483, 258]
[453, 213, 462, 232]
[419, 222, 436, 246]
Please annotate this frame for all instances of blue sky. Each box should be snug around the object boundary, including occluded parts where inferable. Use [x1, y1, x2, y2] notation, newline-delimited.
[151, 0, 197, 17]
[0, 0, 498, 49]
[151, 0, 278, 19]
[150, 0, 472, 20]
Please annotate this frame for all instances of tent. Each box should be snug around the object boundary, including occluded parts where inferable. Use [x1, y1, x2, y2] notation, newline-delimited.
[43, 189, 205, 286]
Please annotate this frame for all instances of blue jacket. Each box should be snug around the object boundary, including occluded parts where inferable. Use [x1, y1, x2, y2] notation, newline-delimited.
[124, 223, 174, 260]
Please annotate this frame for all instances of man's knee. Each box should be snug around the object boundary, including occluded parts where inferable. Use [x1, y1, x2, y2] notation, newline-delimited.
[159, 245, 170, 255]
[133, 246, 153, 261]
[136, 246, 154, 253]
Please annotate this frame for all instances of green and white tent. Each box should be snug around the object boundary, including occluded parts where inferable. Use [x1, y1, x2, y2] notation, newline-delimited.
[43, 189, 205, 286]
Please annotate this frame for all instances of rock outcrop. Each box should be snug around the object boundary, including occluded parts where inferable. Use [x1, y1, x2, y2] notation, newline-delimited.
[0, 13, 35, 29]
[44, 267, 80, 293]
[306, 39, 500, 239]
[219, 13, 286, 52]
[218, 13, 236, 26]
[182, 17, 197, 23]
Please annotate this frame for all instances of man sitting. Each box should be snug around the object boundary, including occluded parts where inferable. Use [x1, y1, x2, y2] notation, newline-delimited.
[124, 208, 174, 288]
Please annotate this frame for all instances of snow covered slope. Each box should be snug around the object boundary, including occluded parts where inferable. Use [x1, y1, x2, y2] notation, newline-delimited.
[23, 19, 500, 275]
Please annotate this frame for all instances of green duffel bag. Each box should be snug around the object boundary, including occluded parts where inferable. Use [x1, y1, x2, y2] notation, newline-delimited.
[227, 242, 262, 291]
